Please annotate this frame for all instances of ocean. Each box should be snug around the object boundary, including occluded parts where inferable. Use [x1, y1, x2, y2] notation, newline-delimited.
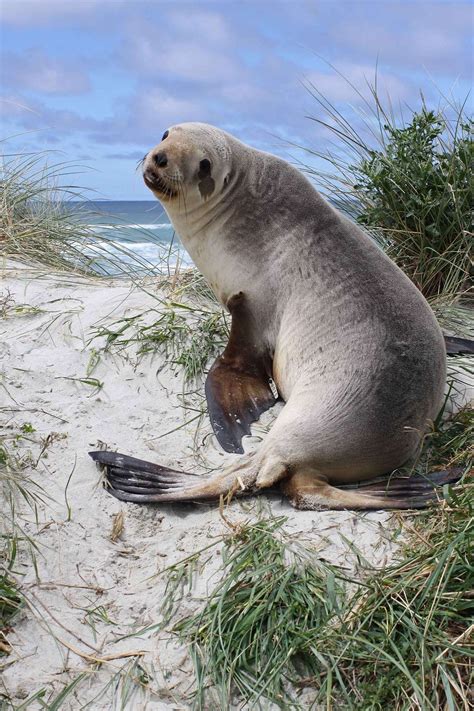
[72, 200, 189, 274]
[74, 197, 351, 276]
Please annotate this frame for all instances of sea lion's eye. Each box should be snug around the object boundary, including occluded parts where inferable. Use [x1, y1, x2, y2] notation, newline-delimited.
[199, 159, 211, 175]
[162, 130, 169, 141]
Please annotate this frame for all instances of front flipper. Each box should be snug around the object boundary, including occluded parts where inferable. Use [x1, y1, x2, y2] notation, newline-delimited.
[205, 292, 277, 454]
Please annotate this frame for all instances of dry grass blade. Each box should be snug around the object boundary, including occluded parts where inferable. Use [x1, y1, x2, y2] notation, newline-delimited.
[110, 511, 125, 542]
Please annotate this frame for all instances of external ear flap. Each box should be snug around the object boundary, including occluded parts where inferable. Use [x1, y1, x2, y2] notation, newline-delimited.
[199, 158, 211, 176]
[198, 159, 215, 198]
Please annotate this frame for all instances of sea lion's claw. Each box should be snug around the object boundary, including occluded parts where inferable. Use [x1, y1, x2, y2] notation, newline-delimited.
[339, 466, 464, 496]
[283, 467, 464, 511]
[89, 450, 246, 504]
[444, 335, 474, 356]
[205, 292, 277, 453]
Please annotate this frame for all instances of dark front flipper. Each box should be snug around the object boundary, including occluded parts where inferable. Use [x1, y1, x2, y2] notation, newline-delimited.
[205, 292, 277, 454]
[444, 335, 474, 356]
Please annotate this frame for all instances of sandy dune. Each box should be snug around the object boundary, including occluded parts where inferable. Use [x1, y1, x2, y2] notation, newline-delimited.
[2, 264, 466, 709]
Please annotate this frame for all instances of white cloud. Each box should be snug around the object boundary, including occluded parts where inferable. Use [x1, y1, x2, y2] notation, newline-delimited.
[131, 87, 210, 131]
[124, 32, 242, 84]
[409, 28, 459, 56]
[167, 10, 231, 45]
[329, 3, 472, 76]
[3, 49, 90, 95]
[0, 92, 104, 136]
[104, 151, 144, 160]
[305, 64, 412, 104]
[1, 0, 105, 26]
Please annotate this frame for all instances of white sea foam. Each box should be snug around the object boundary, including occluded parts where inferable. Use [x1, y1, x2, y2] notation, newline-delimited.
[135, 223, 172, 229]
[81, 238, 191, 274]
[88, 223, 172, 232]
[78, 214, 182, 274]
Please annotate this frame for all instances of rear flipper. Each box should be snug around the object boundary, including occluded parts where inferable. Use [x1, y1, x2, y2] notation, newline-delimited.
[90, 450, 464, 510]
[282, 468, 465, 511]
[444, 335, 474, 356]
[89, 450, 253, 504]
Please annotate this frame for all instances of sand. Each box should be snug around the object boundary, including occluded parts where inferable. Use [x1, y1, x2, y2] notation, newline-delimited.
[0, 263, 471, 709]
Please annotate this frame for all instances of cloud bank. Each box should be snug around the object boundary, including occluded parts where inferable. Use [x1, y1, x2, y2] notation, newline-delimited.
[1, 0, 471, 198]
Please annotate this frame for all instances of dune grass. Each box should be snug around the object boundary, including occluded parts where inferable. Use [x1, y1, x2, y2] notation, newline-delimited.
[301, 82, 472, 313]
[0, 424, 46, 657]
[90, 269, 229, 382]
[157, 406, 472, 710]
[0, 150, 173, 277]
[91, 303, 227, 383]
[173, 516, 346, 710]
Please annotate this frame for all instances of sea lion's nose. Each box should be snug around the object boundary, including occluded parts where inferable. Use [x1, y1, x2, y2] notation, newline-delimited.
[153, 151, 168, 168]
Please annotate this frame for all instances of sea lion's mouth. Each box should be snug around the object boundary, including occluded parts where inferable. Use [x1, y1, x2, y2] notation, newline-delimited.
[143, 172, 178, 199]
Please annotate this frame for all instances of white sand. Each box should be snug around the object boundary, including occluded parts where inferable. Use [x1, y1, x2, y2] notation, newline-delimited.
[0, 264, 469, 709]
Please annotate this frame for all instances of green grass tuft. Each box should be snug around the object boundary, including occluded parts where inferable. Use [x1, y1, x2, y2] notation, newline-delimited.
[91, 273, 228, 382]
[302, 81, 472, 307]
[0, 421, 53, 657]
[164, 409, 473, 710]
[173, 517, 346, 709]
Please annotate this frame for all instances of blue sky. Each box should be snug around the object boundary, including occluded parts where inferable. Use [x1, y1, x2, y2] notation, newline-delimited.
[1, 0, 472, 199]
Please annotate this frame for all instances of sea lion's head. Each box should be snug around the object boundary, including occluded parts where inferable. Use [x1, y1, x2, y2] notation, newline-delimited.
[142, 122, 233, 208]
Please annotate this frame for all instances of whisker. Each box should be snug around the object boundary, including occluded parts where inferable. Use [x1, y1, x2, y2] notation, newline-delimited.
[136, 154, 147, 172]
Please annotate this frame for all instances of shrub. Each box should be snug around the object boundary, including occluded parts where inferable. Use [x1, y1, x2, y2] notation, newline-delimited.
[303, 87, 473, 303]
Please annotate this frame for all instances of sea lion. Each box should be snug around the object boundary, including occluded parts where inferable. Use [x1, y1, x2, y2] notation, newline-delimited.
[90, 122, 466, 509]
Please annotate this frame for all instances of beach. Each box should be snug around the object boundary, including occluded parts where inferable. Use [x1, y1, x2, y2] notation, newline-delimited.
[1, 262, 406, 708]
[2, 1, 472, 705]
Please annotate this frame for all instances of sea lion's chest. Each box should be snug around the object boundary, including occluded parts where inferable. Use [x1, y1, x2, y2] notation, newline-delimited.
[171, 214, 264, 308]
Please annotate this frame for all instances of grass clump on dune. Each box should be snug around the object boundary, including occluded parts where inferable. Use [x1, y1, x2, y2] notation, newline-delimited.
[174, 516, 345, 709]
[302, 83, 472, 309]
[162, 408, 472, 710]
[337, 480, 473, 711]
[0, 151, 169, 277]
[171, 485, 472, 709]
[0, 426, 45, 657]
[91, 270, 228, 382]
[92, 302, 227, 383]
[352, 111, 472, 300]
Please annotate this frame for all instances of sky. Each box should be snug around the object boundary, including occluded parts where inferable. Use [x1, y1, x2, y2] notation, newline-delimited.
[1, 0, 472, 200]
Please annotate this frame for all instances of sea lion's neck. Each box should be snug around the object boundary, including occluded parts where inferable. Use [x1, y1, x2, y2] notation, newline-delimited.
[164, 157, 269, 307]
